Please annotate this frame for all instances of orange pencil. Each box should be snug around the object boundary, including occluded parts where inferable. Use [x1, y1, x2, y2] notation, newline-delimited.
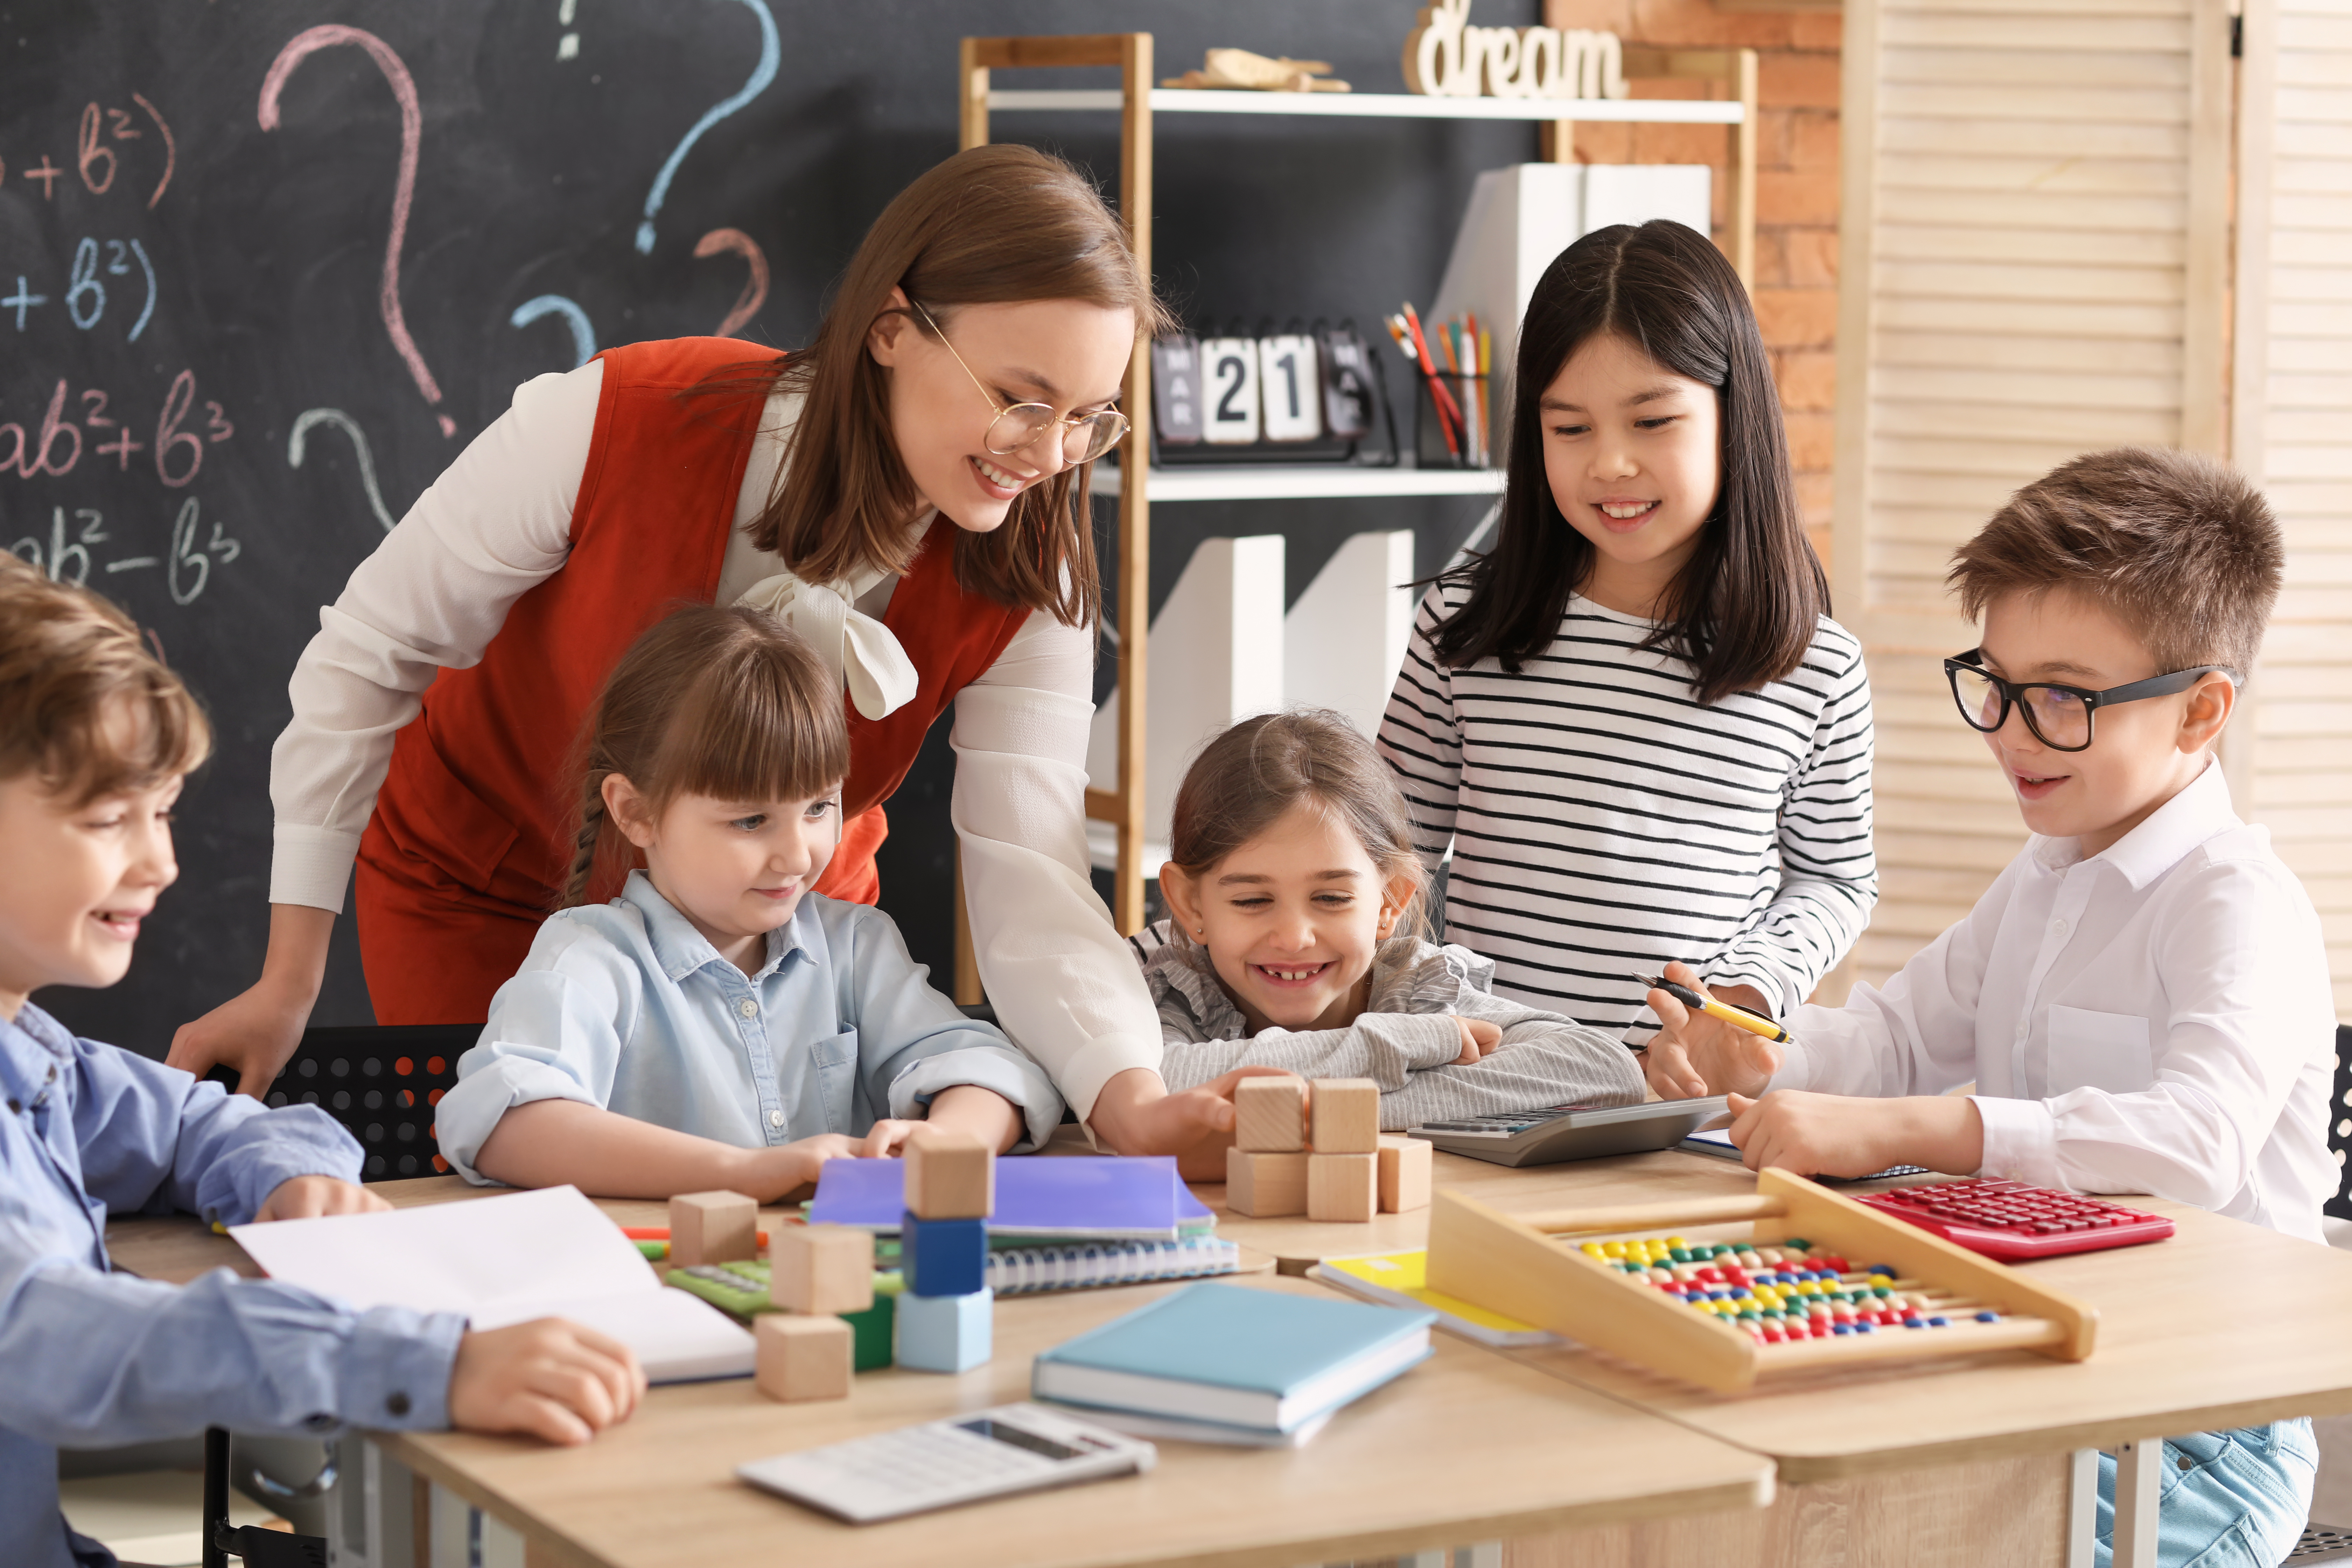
[1401, 303, 1466, 453]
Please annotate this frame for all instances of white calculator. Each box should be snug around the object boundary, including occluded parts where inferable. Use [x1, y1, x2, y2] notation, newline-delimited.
[735, 1402, 1156, 1524]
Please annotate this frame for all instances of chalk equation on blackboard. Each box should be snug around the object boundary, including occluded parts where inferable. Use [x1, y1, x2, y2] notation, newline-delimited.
[0, 96, 176, 209]
[5, 237, 159, 341]
[634, 0, 778, 255]
[2, 371, 233, 488]
[12, 497, 240, 607]
[287, 408, 399, 534]
[259, 25, 459, 439]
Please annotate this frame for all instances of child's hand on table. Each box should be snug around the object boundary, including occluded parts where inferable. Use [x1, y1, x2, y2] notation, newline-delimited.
[254, 1174, 391, 1221]
[1724, 1090, 1985, 1179]
[1639, 961, 1782, 1099]
[756, 1120, 925, 1199]
[449, 1318, 645, 1446]
[1453, 1016, 1502, 1065]
[1088, 1065, 1303, 1178]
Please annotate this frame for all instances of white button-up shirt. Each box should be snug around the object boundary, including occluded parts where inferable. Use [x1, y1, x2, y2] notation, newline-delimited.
[1769, 761, 2335, 1240]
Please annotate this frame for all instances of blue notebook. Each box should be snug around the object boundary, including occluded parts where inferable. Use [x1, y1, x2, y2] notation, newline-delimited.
[807, 1156, 1213, 1241]
[1031, 1282, 1436, 1433]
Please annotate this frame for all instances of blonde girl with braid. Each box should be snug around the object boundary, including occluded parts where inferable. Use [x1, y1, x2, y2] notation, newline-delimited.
[433, 604, 1058, 1199]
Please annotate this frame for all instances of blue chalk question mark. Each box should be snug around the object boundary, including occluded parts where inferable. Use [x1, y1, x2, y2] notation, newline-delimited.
[634, 0, 778, 255]
[510, 294, 596, 368]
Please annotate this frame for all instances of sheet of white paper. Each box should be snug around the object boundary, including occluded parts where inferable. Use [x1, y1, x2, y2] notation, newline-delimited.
[230, 1186, 654, 1319]
[229, 1185, 755, 1382]
[540, 1290, 757, 1383]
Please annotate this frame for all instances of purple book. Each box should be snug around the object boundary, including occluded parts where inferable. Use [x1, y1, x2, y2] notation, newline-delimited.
[808, 1156, 1213, 1240]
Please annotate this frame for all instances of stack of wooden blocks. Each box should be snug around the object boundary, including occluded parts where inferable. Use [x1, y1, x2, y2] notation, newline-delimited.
[1224, 1076, 1433, 1220]
[896, 1128, 995, 1373]
[667, 1189, 861, 1405]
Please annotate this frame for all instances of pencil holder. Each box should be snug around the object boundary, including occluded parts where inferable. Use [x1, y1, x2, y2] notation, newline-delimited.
[1413, 371, 1492, 469]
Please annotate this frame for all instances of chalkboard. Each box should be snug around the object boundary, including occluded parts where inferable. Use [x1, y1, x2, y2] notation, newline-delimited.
[2, 0, 1535, 1052]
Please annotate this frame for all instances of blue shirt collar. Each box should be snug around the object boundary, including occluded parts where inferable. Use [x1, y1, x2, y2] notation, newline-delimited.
[618, 869, 810, 983]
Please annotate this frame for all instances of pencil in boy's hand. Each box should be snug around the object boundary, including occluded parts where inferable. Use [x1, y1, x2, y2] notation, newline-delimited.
[1635, 973, 1794, 1046]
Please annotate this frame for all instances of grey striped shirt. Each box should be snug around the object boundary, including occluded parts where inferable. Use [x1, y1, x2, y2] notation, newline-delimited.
[1128, 922, 1643, 1129]
[1378, 583, 1878, 1043]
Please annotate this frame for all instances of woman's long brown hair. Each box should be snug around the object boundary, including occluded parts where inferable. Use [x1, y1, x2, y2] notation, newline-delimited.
[701, 144, 1167, 627]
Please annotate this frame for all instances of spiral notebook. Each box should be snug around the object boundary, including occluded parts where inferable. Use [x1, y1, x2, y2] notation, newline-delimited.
[988, 1238, 1240, 1295]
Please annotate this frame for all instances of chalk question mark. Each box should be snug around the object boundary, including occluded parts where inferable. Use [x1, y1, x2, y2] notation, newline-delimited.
[694, 229, 769, 338]
[259, 27, 458, 439]
[510, 295, 597, 368]
[288, 408, 398, 533]
[634, 0, 778, 255]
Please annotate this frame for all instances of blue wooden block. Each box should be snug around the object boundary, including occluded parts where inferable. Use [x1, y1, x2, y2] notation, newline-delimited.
[901, 1212, 986, 1297]
[895, 1286, 992, 1373]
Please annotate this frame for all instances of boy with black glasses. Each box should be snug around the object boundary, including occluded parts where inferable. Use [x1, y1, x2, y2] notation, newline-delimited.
[1643, 446, 2330, 1567]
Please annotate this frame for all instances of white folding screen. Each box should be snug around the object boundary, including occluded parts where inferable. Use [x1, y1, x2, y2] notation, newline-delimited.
[2234, 0, 2352, 1017]
[1833, 0, 2235, 992]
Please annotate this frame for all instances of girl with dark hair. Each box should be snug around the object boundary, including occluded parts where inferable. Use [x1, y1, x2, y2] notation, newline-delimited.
[172, 145, 1225, 1159]
[1378, 220, 1878, 1050]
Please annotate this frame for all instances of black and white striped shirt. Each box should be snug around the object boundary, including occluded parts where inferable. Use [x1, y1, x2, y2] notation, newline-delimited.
[1377, 583, 1877, 1044]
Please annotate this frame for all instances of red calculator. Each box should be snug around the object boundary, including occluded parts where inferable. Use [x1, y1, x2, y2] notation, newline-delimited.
[1855, 1178, 2174, 1261]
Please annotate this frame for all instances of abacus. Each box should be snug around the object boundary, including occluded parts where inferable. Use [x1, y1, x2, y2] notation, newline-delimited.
[1425, 1167, 2098, 1393]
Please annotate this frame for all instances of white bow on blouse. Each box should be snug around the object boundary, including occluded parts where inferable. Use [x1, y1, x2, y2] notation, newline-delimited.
[733, 560, 919, 721]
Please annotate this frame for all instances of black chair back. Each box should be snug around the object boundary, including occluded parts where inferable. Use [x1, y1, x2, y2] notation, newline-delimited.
[210, 1023, 477, 1181]
[2326, 1025, 2352, 1224]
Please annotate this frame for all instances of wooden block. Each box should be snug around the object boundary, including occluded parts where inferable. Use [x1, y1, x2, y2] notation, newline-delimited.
[1234, 1075, 1307, 1152]
[1307, 1152, 1378, 1223]
[895, 1287, 992, 1373]
[1378, 1134, 1433, 1214]
[903, 1127, 994, 1219]
[668, 1190, 756, 1268]
[770, 1224, 874, 1316]
[1225, 1147, 1309, 1217]
[754, 1313, 852, 1403]
[1308, 1078, 1380, 1154]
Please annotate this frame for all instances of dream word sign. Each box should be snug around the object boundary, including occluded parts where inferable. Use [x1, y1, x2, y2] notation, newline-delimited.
[1402, 0, 1630, 101]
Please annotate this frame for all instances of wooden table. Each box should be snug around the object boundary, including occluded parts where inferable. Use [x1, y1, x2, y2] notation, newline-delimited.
[385, 1275, 1771, 1568]
[106, 1179, 1773, 1568]
[1197, 1150, 2352, 1567]
[114, 1153, 2352, 1568]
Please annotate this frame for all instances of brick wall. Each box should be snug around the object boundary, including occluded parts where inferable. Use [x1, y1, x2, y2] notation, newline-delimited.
[1542, 1, 1842, 567]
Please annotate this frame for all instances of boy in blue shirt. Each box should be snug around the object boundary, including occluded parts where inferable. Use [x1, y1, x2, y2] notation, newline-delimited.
[0, 555, 644, 1567]
[1644, 448, 2329, 1567]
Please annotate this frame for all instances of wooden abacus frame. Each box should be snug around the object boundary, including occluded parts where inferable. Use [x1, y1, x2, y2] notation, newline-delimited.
[1426, 1167, 2098, 1394]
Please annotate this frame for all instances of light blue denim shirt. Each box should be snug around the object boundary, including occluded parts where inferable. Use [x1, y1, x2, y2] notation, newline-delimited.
[0, 1002, 465, 1568]
[438, 871, 1063, 1181]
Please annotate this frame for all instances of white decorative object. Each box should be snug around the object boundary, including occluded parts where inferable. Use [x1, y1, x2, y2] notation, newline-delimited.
[1402, 0, 1628, 102]
[1284, 530, 1416, 743]
[1085, 535, 1287, 868]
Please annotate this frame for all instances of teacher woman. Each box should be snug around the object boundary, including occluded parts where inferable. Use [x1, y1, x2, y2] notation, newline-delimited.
[169, 145, 1227, 1157]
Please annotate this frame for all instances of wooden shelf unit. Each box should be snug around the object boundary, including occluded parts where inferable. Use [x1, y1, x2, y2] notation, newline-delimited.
[952, 33, 1757, 1002]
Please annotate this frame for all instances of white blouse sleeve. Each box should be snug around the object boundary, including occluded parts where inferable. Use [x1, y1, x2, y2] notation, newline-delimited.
[267, 362, 605, 911]
[950, 612, 1163, 1120]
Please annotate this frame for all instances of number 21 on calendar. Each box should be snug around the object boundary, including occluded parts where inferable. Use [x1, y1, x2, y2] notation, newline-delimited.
[1257, 334, 1324, 442]
[1200, 336, 1261, 444]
